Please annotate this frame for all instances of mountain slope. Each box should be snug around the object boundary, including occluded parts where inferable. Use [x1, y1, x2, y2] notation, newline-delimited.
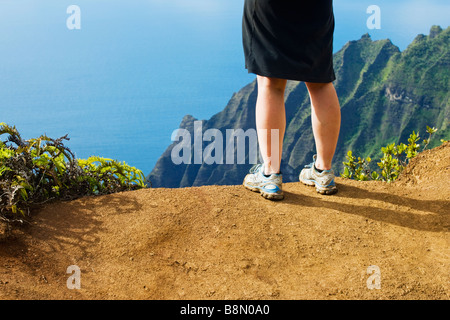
[1, 143, 449, 300]
[149, 26, 449, 188]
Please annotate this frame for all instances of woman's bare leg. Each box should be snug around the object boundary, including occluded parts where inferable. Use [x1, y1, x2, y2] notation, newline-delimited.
[256, 75, 287, 175]
[305, 82, 341, 170]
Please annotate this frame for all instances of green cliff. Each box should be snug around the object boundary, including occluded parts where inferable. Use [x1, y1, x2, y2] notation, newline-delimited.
[149, 26, 450, 188]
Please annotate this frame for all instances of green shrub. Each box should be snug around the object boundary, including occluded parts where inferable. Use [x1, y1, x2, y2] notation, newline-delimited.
[0, 123, 147, 224]
[342, 126, 438, 182]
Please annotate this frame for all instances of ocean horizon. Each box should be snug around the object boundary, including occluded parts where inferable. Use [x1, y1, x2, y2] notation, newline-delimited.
[1, 0, 449, 176]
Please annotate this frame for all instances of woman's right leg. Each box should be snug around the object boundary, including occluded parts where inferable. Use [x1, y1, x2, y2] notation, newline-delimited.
[298, 81, 340, 195]
[305, 82, 341, 171]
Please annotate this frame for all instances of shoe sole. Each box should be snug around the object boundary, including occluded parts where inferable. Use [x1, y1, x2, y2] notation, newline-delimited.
[243, 183, 284, 201]
[299, 177, 338, 195]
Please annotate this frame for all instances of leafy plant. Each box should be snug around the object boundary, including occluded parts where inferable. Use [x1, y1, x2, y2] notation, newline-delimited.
[0, 123, 148, 227]
[342, 126, 438, 182]
[341, 151, 375, 181]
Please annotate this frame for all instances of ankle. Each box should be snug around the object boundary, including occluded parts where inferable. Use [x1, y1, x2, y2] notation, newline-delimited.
[314, 160, 332, 171]
[264, 167, 280, 176]
[263, 162, 280, 175]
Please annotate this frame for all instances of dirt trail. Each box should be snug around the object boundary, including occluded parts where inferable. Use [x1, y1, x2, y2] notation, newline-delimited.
[0, 143, 449, 300]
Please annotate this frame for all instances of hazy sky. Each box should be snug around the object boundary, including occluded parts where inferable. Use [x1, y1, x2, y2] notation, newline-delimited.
[333, 0, 450, 50]
[0, 0, 448, 172]
[1, 0, 449, 51]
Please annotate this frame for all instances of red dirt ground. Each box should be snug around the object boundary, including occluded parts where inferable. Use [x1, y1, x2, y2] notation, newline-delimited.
[0, 143, 449, 300]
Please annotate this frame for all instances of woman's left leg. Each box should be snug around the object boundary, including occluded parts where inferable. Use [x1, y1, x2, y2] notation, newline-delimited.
[255, 75, 287, 175]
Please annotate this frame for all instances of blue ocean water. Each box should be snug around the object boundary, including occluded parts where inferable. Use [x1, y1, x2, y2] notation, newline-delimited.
[1, 0, 449, 176]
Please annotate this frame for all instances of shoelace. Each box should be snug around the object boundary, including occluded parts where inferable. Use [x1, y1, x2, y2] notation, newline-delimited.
[304, 162, 314, 169]
[249, 163, 263, 174]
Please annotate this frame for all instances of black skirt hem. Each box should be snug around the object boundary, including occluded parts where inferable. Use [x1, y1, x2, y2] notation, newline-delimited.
[246, 66, 336, 83]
